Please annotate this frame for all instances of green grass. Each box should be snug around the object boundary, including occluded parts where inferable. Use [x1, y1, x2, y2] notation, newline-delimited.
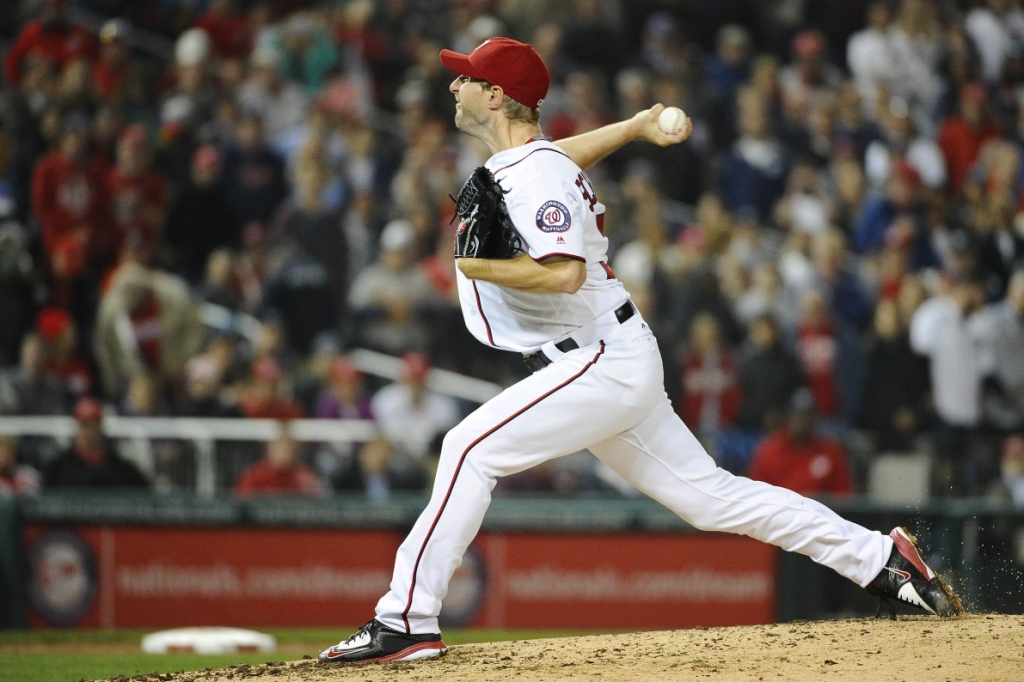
[0, 627, 592, 682]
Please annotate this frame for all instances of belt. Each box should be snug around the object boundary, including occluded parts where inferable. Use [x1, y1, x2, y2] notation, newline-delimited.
[522, 301, 635, 373]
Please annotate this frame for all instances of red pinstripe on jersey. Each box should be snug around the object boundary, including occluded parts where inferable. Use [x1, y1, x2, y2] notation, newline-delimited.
[400, 341, 607, 632]
[471, 281, 495, 347]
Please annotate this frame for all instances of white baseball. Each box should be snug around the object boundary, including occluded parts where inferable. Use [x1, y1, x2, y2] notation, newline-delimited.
[657, 106, 686, 135]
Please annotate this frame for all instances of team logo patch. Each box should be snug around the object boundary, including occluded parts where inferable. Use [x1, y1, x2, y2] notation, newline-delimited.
[536, 201, 571, 232]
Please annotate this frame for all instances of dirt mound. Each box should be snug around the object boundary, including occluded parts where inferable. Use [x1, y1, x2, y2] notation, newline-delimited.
[104, 614, 1023, 682]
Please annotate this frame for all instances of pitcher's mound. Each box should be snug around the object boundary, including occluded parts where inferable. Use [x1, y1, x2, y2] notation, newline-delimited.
[111, 614, 1024, 682]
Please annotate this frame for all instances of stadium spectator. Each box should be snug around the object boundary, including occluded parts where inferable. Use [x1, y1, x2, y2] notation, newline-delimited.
[237, 44, 309, 154]
[197, 248, 242, 311]
[0, 436, 40, 497]
[177, 354, 241, 418]
[94, 263, 203, 399]
[274, 11, 340, 95]
[162, 145, 240, 283]
[736, 315, 805, 433]
[976, 193, 1024, 300]
[847, 1, 895, 121]
[910, 271, 987, 430]
[748, 389, 854, 496]
[195, 0, 254, 61]
[717, 92, 788, 223]
[678, 313, 742, 439]
[348, 219, 439, 355]
[863, 96, 947, 192]
[779, 30, 843, 109]
[858, 299, 930, 451]
[855, 159, 926, 255]
[314, 356, 388, 492]
[706, 25, 752, 108]
[234, 428, 326, 496]
[911, 270, 989, 496]
[93, 19, 138, 106]
[238, 357, 304, 420]
[0, 216, 37, 366]
[974, 269, 1024, 432]
[43, 396, 148, 489]
[964, 0, 1024, 85]
[795, 289, 841, 419]
[222, 114, 287, 226]
[0, 333, 68, 416]
[370, 352, 460, 496]
[3, 0, 96, 87]
[107, 124, 166, 264]
[35, 307, 91, 399]
[31, 113, 111, 313]
[810, 230, 872, 332]
[886, 0, 945, 135]
[989, 434, 1024, 507]
[937, 83, 1002, 196]
[265, 144, 348, 352]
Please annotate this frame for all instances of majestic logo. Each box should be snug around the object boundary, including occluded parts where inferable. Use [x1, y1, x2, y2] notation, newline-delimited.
[556, 236, 565, 244]
[536, 200, 571, 232]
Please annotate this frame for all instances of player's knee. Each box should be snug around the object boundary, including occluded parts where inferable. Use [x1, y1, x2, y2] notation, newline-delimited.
[439, 427, 470, 464]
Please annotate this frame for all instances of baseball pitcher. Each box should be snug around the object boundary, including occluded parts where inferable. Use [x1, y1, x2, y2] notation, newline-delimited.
[319, 37, 962, 665]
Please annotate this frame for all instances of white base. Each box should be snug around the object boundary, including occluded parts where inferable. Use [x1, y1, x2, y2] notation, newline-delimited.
[141, 627, 277, 654]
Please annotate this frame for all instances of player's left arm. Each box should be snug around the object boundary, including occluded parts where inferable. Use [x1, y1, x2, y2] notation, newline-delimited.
[457, 255, 586, 294]
[554, 104, 693, 170]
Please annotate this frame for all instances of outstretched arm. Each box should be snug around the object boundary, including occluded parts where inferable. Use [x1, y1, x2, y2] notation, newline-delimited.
[554, 104, 693, 170]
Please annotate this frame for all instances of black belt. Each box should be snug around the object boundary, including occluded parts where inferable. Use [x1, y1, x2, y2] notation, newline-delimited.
[522, 301, 635, 373]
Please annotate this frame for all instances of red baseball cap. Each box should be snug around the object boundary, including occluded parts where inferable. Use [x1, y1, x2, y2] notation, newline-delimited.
[36, 307, 72, 341]
[439, 37, 550, 109]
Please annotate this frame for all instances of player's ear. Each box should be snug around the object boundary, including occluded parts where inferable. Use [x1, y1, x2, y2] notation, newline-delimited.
[487, 85, 504, 111]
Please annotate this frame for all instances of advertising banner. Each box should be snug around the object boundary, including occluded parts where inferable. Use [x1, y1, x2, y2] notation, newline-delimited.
[24, 525, 776, 629]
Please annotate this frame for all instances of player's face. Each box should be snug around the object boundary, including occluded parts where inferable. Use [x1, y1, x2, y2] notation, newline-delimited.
[450, 75, 488, 132]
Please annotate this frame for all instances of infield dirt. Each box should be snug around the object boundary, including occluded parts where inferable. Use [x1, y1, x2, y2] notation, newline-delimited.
[105, 614, 1023, 682]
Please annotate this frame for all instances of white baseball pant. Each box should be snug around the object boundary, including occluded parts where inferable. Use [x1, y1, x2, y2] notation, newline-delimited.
[375, 312, 893, 634]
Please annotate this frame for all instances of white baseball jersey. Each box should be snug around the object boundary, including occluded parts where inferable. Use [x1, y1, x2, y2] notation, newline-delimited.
[455, 139, 627, 353]
[374, 135, 893, 636]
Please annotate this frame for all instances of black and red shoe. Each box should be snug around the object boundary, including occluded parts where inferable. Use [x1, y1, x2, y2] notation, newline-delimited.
[318, 619, 447, 664]
[866, 527, 964, 619]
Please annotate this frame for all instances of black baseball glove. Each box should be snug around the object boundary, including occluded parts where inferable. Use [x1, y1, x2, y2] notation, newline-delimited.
[451, 166, 523, 259]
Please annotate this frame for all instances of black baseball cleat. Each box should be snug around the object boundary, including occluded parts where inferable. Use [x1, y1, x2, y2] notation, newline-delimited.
[318, 619, 447, 664]
[866, 527, 964, 620]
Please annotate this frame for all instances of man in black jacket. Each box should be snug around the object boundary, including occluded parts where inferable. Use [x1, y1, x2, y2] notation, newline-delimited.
[43, 397, 147, 489]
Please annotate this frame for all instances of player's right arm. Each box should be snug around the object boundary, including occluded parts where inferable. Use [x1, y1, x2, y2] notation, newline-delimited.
[554, 104, 693, 170]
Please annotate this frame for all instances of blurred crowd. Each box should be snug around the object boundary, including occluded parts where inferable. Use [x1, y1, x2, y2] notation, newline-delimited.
[2, 0, 1024, 504]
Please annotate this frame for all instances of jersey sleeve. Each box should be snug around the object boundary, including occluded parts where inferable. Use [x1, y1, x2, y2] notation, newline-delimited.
[503, 175, 586, 262]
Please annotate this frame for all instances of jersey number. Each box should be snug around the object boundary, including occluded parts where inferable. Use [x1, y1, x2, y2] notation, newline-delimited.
[575, 172, 597, 212]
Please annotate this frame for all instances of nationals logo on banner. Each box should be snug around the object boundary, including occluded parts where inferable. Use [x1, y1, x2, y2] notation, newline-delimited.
[536, 201, 571, 232]
[27, 530, 98, 627]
